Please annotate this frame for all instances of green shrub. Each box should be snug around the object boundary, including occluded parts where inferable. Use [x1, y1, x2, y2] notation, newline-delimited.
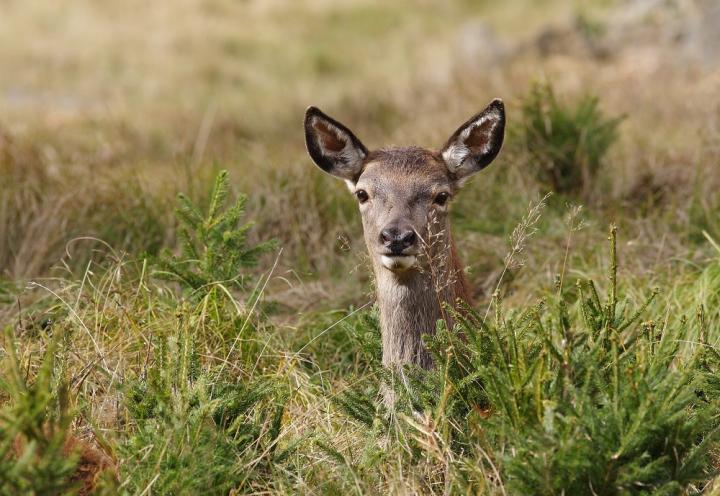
[118, 172, 291, 493]
[333, 227, 720, 494]
[119, 326, 288, 495]
[155, 169, 276, 301]
[521, 82, 623, 196]
[0, 330, 80, 495]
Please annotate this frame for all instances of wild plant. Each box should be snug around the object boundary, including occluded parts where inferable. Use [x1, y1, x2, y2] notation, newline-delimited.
[118, 171, 291, 493]
[330, 226, 720, 494]
[155, 169, 276, 302]
[521, 82, 623, 196]
[0, 330, 80, 494]
[119, 321, 289, 494]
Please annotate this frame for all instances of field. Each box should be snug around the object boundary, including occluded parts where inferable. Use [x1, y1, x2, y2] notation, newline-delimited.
[1, 0, 720, 494]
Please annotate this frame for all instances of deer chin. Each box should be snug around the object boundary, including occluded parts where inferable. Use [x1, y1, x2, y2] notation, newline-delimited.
[380, 255, 417, 271]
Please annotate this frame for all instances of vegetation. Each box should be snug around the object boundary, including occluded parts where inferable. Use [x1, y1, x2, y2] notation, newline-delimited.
[519, 82, 623, 196]
[155, 169, 276, 300]
[1, 0, 719, 494]
[0, 333, 80, 495]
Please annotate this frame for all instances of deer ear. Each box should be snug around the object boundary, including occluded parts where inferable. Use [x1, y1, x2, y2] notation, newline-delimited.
[304, 106, 368, 182]
[441, 99, 505, 182]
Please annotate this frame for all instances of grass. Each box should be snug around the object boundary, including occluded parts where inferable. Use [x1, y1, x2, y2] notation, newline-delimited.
[1, 0, 720, 494]
[2, 182, 718, 493]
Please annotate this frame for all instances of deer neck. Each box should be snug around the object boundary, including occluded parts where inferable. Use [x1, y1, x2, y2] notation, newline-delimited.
[373, 234, 470, 369]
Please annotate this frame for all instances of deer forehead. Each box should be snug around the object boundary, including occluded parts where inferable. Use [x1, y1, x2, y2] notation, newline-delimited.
[355, 147, 454, 196]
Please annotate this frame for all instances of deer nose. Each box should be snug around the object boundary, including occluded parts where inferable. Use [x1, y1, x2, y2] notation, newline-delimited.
[380, 227, 417, 254]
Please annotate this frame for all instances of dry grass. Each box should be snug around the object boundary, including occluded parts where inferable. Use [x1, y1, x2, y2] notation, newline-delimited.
[2, 0, 718, 287]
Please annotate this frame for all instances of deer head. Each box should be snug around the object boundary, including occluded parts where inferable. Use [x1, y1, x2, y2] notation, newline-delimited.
[304, 99, 505, 275]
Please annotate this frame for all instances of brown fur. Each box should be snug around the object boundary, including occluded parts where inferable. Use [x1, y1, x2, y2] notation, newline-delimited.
[359, 148, 470, 369]
[304, 100, 505, 373]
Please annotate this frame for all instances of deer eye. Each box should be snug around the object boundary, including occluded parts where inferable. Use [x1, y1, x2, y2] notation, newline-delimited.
[355, 189, 369, 203]
[433, 192, 450, 206]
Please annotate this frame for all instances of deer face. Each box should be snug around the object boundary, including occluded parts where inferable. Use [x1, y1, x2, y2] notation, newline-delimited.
[304, 99, 505, 273]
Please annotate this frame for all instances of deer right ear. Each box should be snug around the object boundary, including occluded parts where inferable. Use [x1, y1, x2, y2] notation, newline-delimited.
[441, 99, 505, 182]
[304, 107, 368, 182]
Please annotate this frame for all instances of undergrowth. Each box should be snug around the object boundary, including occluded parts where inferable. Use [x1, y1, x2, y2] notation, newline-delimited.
[520, 82, 623, 197]
[0, 332, 80, 495]
[332, 227, 720, 494]
[1, 171, 719, 495]
[155, 169, 276, 300]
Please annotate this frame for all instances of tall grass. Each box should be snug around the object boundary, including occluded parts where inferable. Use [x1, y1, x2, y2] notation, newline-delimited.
[2, 171, 718, 494]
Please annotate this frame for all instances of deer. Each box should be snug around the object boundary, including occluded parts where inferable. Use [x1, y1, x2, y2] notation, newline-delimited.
[304, 99, 505, 373]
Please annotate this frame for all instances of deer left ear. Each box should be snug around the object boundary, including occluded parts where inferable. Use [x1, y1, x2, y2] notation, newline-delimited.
[441, 99, 505, 182]
[304, 106, 368, 182]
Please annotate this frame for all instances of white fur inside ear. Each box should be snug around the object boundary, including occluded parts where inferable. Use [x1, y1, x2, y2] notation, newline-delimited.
[381, 255, 417, 271]
[311, 116, 366, 171]
[443, 109, 502, 174]
[442, 143, 470, 172]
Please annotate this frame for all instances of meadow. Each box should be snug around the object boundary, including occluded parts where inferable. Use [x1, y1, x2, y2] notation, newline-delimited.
[1, 0, 720, 494]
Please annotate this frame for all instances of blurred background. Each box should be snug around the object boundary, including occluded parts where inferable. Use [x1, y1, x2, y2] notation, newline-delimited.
[1, 0, 719, 310]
